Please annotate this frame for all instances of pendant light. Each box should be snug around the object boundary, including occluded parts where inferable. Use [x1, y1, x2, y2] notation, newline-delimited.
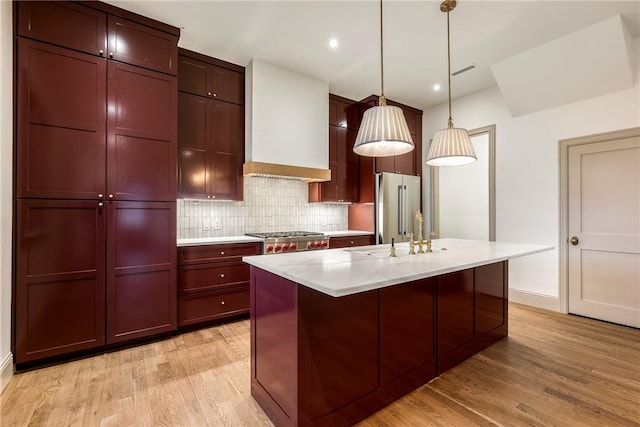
[426, 0, 476, 166]
[353, 0, 414, 157]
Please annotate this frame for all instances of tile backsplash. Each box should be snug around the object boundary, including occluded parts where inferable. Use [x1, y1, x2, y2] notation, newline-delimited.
[177, 177, 348, 239]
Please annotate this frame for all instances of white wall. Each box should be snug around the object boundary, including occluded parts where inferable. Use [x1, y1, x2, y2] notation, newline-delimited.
[0, 0, 13, 392]
[422, 38, 640, 309]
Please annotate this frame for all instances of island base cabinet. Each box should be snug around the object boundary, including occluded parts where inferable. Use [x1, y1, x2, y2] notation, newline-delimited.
[250, 268, 439, 427]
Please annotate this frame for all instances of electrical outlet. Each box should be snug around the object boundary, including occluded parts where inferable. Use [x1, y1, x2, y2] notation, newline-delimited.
[213, 218, 222, 230]
[203, 218, 211, 231]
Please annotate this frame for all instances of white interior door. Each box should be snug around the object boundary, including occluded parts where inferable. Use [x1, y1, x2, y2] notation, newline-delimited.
[568, 135, 640, 327]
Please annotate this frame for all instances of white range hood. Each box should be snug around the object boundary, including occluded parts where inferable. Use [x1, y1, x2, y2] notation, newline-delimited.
[244, 59, 331, 182]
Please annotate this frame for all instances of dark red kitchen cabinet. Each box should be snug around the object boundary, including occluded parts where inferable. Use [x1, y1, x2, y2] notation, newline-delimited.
[178, 50, 244, 104]
[380, 278, 436, 385]
[17, 1, 107, 57]
[107, 61, 177, 202]
[309, 95, 359, 203]
[437, 268, 475, 374]
[474, 261, 508, 352]
[15, 200, 106, 363]
[106, 201, 176, 343]
[16, 39, 107, 200]
[107, 15, 178, 75]
[177, 92, 244, 200]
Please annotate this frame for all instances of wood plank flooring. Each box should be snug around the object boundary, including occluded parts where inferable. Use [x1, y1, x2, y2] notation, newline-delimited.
[1, 303, 638, 426]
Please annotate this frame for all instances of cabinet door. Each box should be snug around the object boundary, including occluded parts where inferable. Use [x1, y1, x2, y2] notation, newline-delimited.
[395, 150, 415, 175]
[329, 98, 348, 128]
[17, 1, 107, 57]
[107, 15, 178, 75]
[107, 62, 177, 202]
[15, 200, 106, 363]
[380, 278, 436, 385]
[437, 269, 475, 374]
[178, 55, 209, 96]
[375, 156, 396, 174]
[178, 92, 209, 198]
[17, 39, 107, 200]
[210, 101, 244, 200]
[211, 66, 244, 104]
[106, 201, 176, 343]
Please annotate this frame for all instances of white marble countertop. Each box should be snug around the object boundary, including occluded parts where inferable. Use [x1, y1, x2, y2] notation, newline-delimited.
[177, 231, 373, 247]
[243, 238, 553, 297]
[177, 236, 263, 247]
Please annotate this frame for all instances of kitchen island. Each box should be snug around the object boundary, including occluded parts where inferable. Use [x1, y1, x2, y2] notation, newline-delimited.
[243, 239, 552, 427]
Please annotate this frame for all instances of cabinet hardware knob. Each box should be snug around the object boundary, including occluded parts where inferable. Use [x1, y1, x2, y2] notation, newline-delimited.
[220, 273, 225, 278]
[98, 202, 104, 207]
[207, 195, 211, 199]
[99, 50, 104, 56]
[108, 194, 114, 199]
[220, 251, 225, 255]
[207, 92, 212, 96]
[213, 93, 217, 97]
[109, 52, 114, 58]
[350, 241, 354, 245]
[211, 195, 216, 199]
[98, 193, 104, 199]
[221, 301, 225, 305]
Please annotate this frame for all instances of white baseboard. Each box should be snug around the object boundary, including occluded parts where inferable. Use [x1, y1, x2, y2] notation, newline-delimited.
[509, 289, 560, 312]
[0, 352, 13, 395]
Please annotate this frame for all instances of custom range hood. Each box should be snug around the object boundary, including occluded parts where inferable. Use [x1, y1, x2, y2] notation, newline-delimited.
[244, 59, 331, 183]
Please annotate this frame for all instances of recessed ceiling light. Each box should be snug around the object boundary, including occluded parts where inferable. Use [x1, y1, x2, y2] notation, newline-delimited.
[433, 84, 441, 92]
[329, 38, 339, 49]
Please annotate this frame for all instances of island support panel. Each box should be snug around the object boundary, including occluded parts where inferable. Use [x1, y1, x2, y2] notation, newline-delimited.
[250, 261, 507, 427]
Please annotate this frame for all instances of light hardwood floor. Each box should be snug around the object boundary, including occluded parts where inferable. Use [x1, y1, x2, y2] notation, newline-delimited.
[1, 303, 638, 426]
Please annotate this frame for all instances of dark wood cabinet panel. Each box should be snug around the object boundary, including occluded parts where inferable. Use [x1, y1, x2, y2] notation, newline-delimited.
[302, 289, 379, 421]
[106, 201, 176, 343]
[178, 50, 244, 104]
[309, 99, 359, 203]
[380, 278, 436, 385]
[107, 15, 178, 75]
[17, 39, 107, 200]
[177, 243, 260, 328]
[15, 200, 106, 363]
[17, 1, 107, 56]
[329, 234, 374, 249]
[437, 269, 474, 374]
[107, 62, 177, 202]
[177, 91, 244, 200]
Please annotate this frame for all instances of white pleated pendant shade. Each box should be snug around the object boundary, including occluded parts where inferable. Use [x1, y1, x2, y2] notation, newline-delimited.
[426, 127, 477, 166]
[353, 105, 414, 157]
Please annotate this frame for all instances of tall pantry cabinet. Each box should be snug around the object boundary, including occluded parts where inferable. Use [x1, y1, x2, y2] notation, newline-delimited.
[14, 1, 179, 364]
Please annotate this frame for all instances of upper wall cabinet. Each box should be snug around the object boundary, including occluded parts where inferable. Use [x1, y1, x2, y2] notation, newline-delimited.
[177, 48, 245, 201]
[18, 1, 107, 56]
[17, 1, 179, 76]
[178, 50, 244, 104]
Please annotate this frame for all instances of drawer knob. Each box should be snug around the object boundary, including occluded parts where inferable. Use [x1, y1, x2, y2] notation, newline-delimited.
[221, 301, 225, 305]
[220, 273, 225, 278]
[350, 241, 354, 245]
[220, 251, 225, 255]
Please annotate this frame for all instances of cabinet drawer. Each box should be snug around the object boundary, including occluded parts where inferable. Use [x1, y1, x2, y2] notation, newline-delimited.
[178, 287, 249, 327]
[18, 1, 107, 56]
[178, 243, 261, 264]
[179, 262, 249, 292]
[330, 235, 374, 249]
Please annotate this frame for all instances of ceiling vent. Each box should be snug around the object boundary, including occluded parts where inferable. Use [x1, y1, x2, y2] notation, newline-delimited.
[452, 64, 478, 77]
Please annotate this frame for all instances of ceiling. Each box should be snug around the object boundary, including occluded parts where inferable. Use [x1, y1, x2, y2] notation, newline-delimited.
[105, 0, 640, 111]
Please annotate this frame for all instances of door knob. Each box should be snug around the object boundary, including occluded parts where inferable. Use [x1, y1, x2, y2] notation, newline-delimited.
[569, 236, 579, 246]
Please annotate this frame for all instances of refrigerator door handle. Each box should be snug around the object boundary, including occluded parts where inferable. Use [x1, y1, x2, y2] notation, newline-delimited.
[397, 185, 403, 235]
[402, 185, 407, 235]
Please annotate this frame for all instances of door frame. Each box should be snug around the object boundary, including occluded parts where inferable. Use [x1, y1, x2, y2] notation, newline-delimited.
[430, 124, 496, 241]
[558, 126, 640, 315]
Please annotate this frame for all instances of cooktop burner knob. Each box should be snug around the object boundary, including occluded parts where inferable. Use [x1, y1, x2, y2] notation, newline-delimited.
[308, 242, 315, 248]
[321, 241, 328, 247]
[266, 245, 274, 253]
[275, 244, 282, 252]
[290, 243, 298, 250]
[283, 244, 290, 251]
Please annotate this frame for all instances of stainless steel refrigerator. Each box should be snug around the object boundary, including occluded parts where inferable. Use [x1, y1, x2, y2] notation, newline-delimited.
[375, 172, 422, 244]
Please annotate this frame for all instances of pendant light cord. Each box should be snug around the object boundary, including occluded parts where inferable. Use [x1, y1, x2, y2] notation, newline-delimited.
[379, 0, 386, 105]
[446, 6, 453, 128]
